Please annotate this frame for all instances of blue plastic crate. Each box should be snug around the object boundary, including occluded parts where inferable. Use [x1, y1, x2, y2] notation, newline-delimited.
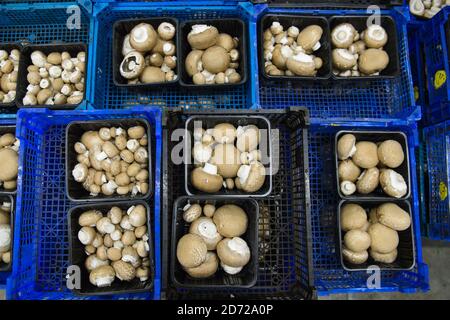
[421, 6, 450, 124]
[7, 106, 162, 300]
[0, 1, 91, 118]
[308, 120, 429, 295]
[89, 1, 258, 110]
[257, 6, 418, 122]
[422, 120, 450, 241]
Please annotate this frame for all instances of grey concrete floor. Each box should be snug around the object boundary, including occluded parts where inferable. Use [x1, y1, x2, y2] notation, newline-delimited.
[0, 239, 448, 300]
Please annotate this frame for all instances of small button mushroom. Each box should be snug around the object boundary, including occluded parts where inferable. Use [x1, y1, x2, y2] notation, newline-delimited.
[157, 22, 176, 41]
[183, 203, 202, 223]
[120, 149, 134, 164]
[48, 65, 62, 78]
[340, 203, 367, 231]
[342, 246, 368, 264]
[358, 49, 389, 75]
[53, 93, 67, 105]
[337, 134, 357, 160]
[67, 91, 83, 105]
[344, 229, 371, 252]
[410, 0, 426, 16]
[338, 159, 361, 182]
[237, 161, 266, 193]
[47, 52, 62, 65]
[112, 260, 136, 281]
[134, 225, 147, 239]
[368, 223, 399, 254]
[85, 245, 96, 255]
[115, 172, 131, 187]
[61, 84, 73, 96]
[96, 245, 108, 261]
[217, 237, 251, 268]
[22, 93, 37, 106]
[72, 163, 88, 183]
[107, 247, 122, 261]
[363, 24, 388, 49]
[135, 240, 149, 258]
[190, 217, 222, 250]
[224, 178, 235, 190]
[0, 60, 13, 74]
[120, 160, 130, 173]
[379, 169, 407, 198]
[31, 51, 47, 67]
[96, 217, 115, 234]
[270, 22, 283, 35]
[216, 33, 234, 52]
[128, 205, 146, 227]
[331, 23, 357, 48]
[203, 204, 216, 218]
[135, 169, 148, 182]
[103, 234, 113, 248]
[89, 265, 115, 287]
[110, 228, 122, 241]
[85, 254, 109, 271]
[122, 230, 136, 246]
[136, 182, 148, 195]
[136, 267, 150, 282]
[356, 167, 380, 194]
[177, 233, 208, 268]
[120, 215, 134, 231]
[126, 162, 141, 177]
[78, 209, 102, 227]
[340, 180, 356, 196]
[94, 171, 107, 186]
[0, 225, 11, 253]
[147, 53, 163, 67]
[122, 246, 140, 267]
[78, 226, 96, 245]
[192, 72, 206, 85]
[377, 140, 405, 169]
[332, 49, 357, 71]
[113, 240, 124, 249]
[134, 147, 148, 164]
[126, 139, 140, 153]
[128, 125, 145, 139]
[370, 248, 398, 264]
[107, 207, 123, 225]
[27, 71, 41, 85]
[115, 134, 127, 151]
[102, 141, 119, 158]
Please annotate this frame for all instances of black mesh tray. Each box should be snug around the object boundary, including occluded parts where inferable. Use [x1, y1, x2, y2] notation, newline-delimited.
[162, 107, 315, 300]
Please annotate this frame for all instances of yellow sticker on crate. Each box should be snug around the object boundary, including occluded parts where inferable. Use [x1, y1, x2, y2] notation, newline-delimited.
[414, 86, 419, 101]
[434, 70, 447, 89]
[440, 181, 448, 201]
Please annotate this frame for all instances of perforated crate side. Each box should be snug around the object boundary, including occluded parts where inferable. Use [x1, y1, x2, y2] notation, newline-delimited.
[423, 120, 450, 241]
[162, 108, 315, 300]
[0, 2, 91, 117]
[8, 107, 162, 300]
[257, 7, 417, 122]
[90, 2, 257, 111]
[308, 121, 429, 295]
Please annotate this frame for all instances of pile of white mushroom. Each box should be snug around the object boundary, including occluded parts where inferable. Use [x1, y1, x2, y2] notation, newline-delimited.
[0, 49, 19, 104]
[337, 134, 408, 198]
[263, 22, 324, 76]
[0, 132, 19, 191]
[23, 50, 85, 106]
[77, 205, 151, 287]
[71, 125, 149, 197]
[341, 202, 411, 265]
[409, 0, 449, 19]
[0, 201, 12, 267]
[331, 23, 390, 77]
[190, 122, 266, 193]
[120, 22, 177, 84]
[185, 25, 242, 85]
[177, 202, 251, 278]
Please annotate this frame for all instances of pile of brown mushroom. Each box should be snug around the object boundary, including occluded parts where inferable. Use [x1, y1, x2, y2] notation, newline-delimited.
[77, 205, 151, 287]
[190, 122, 266, 193]
[0, 49, 19, 104]
[185, 25, 241, 85]
[263, 22, 324, 76]
[331, 23, 389, 77]
[23, 50, 85, 106]
[0, 201, 12, 266]
[120, 22, 177, 84]
[341, 202, 411, 265]
[337, 134, 408, 198]
[409, 0, 448, 19]
[71, 125, 149, 197]
[0, 132, 19, 191]
[177, 202, 251, 278]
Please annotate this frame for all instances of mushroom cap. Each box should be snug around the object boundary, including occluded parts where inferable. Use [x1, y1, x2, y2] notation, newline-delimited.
[130, 23, 157, 52]
[81, 131, 104, 150]
[188, 25, 219, 50]
[340, 180, 356, 196]
[409, 0, 426, 17]
[157, 22, 176, 41]
[369, 248, 398, 264]
[203, 204, 216, 218]
[211, 143, 241, 178]
[139, 66, 166, 84]
[213, 123, 236, 144]
[128, 204, 147, 227]
[358, 49, 389, 75]
[344, 229, 371, 252]
[363, 25, 388, 49]
[239, 161, 266, 193]
[369, 207, 379, 224]
[297, 25, 323, 51]
[78, 210, 103, 227]
[271, 45, 289, 70]
[217, 237, 251, 268]
[177, 233, 207, 268]
[112, 260, 136, 281]
[332, 49, 357, 71]
[191, 166, 223, 193]
[337, 134, 357, 160]
[236, 125, 259, 152]
[342, 246, 368, 264]
[368, 223, 399, 254]
[89, 265, 115, 287]
[216, 33, 234, 52]
[377, 140, 404, 168]
[0, 224, 11, 253]
[120, 51, 145, 80]
[189, 217, 223, 250]
[356, 167, 380, 194]
[338, 159, 361, 182]
[340, 203, 367, 231]
[184, 252, 219, 279]
[85, 254, 109, 271]
[331, 23, 357, 48]
[213, 204, 248, 238]
[201, 46, 230, 74]
[0, 148, 18, 181]
[183, 203, 202, 223]
[0, 210, 10, 225]
[185, 50, 204, 77]
[286, 53, 317, 76]
[353, 141, 379, 168]
[379, 169, 407, 198]
[376, 202, 411, 231]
